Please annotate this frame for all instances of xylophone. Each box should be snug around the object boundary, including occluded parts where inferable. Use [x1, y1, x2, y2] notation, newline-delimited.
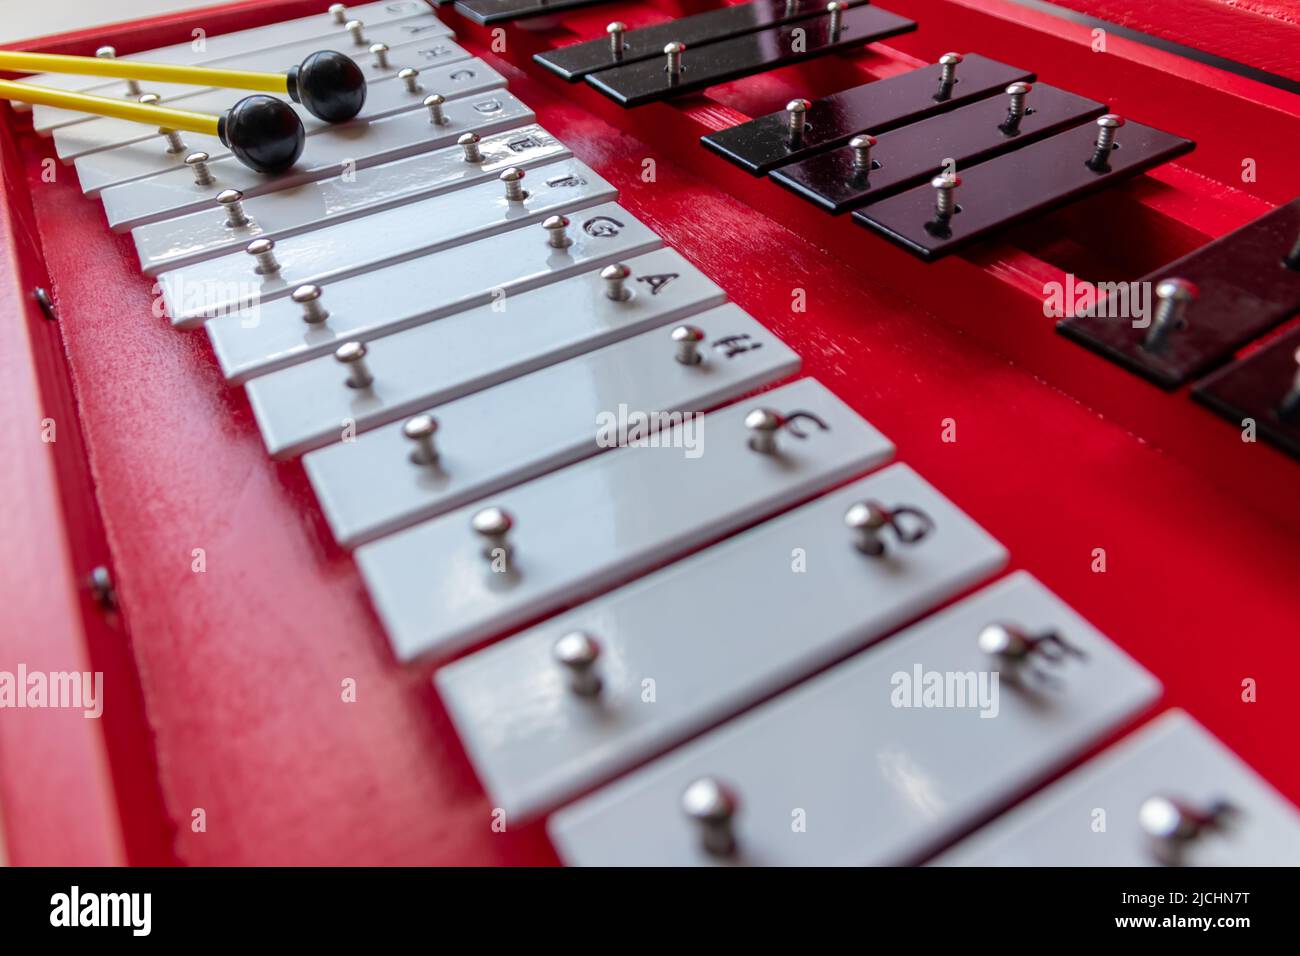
[1, 0, 1299, 867]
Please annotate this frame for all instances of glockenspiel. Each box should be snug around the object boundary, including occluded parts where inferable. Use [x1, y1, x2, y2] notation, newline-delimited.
[1, 0, 1298, 868]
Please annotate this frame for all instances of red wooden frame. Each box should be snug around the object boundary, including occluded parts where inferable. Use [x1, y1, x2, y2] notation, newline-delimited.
[2, 0, 1297, 865]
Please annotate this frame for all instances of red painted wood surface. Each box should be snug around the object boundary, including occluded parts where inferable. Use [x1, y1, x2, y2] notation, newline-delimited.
[2, 0, 1298, 865]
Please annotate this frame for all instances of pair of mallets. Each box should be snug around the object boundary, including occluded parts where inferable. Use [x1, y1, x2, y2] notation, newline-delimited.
[0, 48, 369, 173]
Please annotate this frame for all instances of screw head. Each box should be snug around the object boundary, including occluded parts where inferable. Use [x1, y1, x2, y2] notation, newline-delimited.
[601, 263, 631, 282]
[844, 501, 888, 532]
[398, 67, 418, 80]
[185, 151, 209, 166]
[664, 41, 686, 55]
[291, 284, 322, 304]
[931, 173, 961, 190]
[1097, 113, 1125, 130]
[977, 623, 1028, 658]
[827, 0, 846, 10]
[786, 98, 811, 114]
[681, 777, 738, 824]
[246, 238, 275, 256]
[216, 188, 244, 205]
[939, 52, 963, 66]
[1006, 81, 1032, 96]
[606, 20, 627, 34]
[472, 506, 513, 537]
[1156, 277, 1198, 302]
[671, 325, 705, 345]
[370, 41, 389, 55]
[744, 408, 783, 433]
[96, 45, 117, 57]
[335, 340, 367, 364]
[423, 93, 444, 108]
[457, 132, 480, 147]
[553, 631, 601, 669]
[543, 214, 569, 230]
[499, 167, 524, 183]
[346, 18, 363, 30]
[849, 134, 876, 150]
[403, 414, 438, 441]
[1139, 796, 1190, 840]
[138, 92, 161, 105]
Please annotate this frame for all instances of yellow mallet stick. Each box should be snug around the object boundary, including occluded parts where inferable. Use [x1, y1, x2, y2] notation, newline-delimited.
[0, 48, 366, 122]
[0, 79, 304, 173]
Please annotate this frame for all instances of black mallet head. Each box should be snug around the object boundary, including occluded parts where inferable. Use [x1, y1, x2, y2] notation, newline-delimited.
[218, 95, 306, 174]
[286, 50, 367, 123]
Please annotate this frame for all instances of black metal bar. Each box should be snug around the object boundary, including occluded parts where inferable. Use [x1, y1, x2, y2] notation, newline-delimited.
[584, 4, 916, 108]
[701, 54, 1033, 175]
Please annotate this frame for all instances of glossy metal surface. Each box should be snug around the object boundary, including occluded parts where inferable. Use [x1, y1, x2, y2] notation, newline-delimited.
[302, 304, 791, 538]
[853, 119, 1195, 260]
[771, 84, 1106, 214]
[31, 18, 454, 133]
[54, 54, 495, 161]
[935, 710, 1300, 865]
[356, 378, 894, 661]
[585, 5, 915, 108]
[253, 254, 732, 459]
[205, 201, 662, 374]
[439, 464, 1007, 820]
[549, 572, 1160, 865]
[534, 0, 868, 82]
[1061, 198, 1300, 388]
[701, 53, 1034, 175]
[133, 123, 558, 274]
[1193, 324, 1300, 462]
[99, 87, 529, 231]
[77, 41, 476, 198]
[160, 158, 613, 323]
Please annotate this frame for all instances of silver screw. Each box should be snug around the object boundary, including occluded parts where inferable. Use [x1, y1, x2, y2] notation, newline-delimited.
[607, 21, 627, 57]
[1000, 81, 1032, 134]
[936, 52, 962, 99]
[745, 408, 784, 454]
[501, 167, 527, 203]
[346, 19, 367, 46]
[458, 132, 482, 163]
[849, 134, 875, 172]
[399, 67, 421, 93]
[787, 98, 811, 144]
[137, 92, 160, 105]
[601, 263, 631, 301]
[1285, 230, 1300, 270]
[292, 284, 328, 324]
[827, 0, 845, 35]
[1088, 114, 1124, 170]
[370, 42, 390, 70]
[403, 414, 440, 465]
[185, 151, 213, 186]
[1144, 277, 1196, 351]
[1278, 347, 1300, 420]
[471, 506, 514, 562]
[844, 501, 891, 556]
[931, 173, 960, 221]
[672, 325, 705, 365]
[423, 93, 447, 125]
[329, 4, 347, 25]
[682, 777, 740, 857]
[335, 340, 374, 389]
[246, 238, 281, 276]
[159, 126, 187, 155]
[96, 45, 116, 59]
[664, 41, 685, 79]
[543, 215, 571, 248]
[553, 631, 602, 697]
[216, 189, 250, 228]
